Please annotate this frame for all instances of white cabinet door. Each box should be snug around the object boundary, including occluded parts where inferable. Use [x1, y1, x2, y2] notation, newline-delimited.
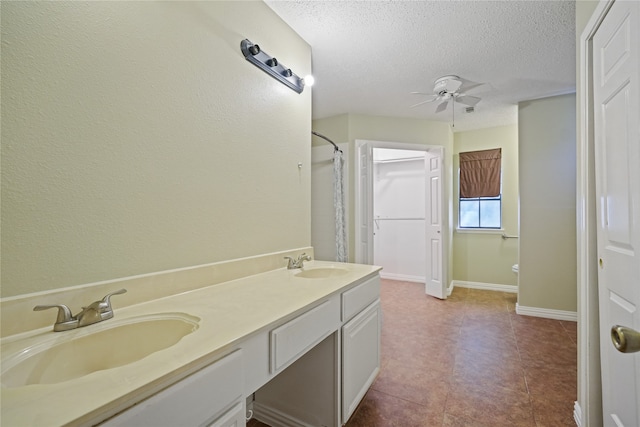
[208, 401, 246, 427]
[342, 300, 381, 424]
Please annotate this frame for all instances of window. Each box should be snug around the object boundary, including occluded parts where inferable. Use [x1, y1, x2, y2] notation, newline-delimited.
[459, 195, 502, 228]
[458, 148, 502, 229]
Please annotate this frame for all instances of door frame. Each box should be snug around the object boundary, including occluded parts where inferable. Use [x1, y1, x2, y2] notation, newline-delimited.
[577, 0, 615, 425]
[354, 139, 449, 298]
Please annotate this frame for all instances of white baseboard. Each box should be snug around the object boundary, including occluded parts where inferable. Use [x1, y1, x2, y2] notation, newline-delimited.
[447, 281, 454, 296]
[252, 402, 310, 427]
[452, 280, 518, 293]
[379, 272, 424, 283]
[574, 401, 582, 427]
[516, 303, 578, 322]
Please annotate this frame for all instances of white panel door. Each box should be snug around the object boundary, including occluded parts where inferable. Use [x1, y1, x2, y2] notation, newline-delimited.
[593, 1, 640, 426]
[425, 149, 444, 299]
[355, 141, 373, 264]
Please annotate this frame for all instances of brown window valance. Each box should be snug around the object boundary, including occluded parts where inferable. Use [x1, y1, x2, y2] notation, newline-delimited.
[459, 148, 502, 198]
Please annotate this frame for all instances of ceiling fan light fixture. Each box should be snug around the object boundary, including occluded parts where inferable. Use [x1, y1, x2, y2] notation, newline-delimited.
[434, 75, 462, 93]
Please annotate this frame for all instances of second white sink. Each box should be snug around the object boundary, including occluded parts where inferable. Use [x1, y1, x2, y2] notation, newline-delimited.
[295, 267, 349, 279]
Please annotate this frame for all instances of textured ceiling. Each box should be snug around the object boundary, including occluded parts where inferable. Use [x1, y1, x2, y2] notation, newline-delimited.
[265, 0, 576, 132]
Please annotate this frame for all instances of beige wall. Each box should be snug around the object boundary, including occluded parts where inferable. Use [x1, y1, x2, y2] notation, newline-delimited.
[313, 114, 453, 279]
[312, 114, 349, 148]
[453, 125, 519, 286]
[1, 1, 312, 297]
[518, 93, 577, 312]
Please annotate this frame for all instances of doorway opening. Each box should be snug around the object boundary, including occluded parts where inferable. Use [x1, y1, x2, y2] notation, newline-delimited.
[355, 140, 448, 299]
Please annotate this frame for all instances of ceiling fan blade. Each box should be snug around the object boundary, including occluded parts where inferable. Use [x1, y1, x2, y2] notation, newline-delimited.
[410, 99, 438, 108]
[409, 93, 440, 108]
[435, 100, 448, 114]
[457, 77, 485, 93]
[410, 93, 439, 103]
[455, 95, 481, 107]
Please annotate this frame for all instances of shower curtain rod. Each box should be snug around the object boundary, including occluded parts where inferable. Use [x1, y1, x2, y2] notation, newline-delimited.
[312, 131, 343, 153]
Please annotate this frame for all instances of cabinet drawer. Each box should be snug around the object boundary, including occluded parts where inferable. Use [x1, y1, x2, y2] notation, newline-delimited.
[270, 297, 340, 373]
[342, 275, 380, 322]
[102, 350, 243, 426]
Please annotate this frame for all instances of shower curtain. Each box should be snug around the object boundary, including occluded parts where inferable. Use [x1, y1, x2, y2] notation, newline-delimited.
[333, 150, 348, 262]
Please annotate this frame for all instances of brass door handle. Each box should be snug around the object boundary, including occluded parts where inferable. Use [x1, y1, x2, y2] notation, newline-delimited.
[611, 325, 640, 353]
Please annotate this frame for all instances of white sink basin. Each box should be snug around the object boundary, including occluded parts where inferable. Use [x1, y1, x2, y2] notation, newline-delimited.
[295, 267, 349, 279]
[1, 313, 199, 388]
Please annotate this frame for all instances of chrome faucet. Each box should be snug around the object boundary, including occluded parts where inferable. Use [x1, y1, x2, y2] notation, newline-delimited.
[284, 253, 312, 269]
[33, 289, 127, 332]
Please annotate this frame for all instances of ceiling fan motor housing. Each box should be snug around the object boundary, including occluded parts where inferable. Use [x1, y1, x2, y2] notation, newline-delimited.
[434, 75, 462, 94]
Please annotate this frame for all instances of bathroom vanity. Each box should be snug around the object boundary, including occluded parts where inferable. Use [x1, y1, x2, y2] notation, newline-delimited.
[0, 259, 381, 427]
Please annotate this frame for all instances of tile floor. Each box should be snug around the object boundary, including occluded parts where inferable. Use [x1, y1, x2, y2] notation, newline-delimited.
[249, 279, 577, 427]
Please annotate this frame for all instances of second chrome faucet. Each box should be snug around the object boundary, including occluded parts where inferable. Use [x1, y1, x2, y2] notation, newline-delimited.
[33, 289, 127, 332]
[284, 253, 312, 269]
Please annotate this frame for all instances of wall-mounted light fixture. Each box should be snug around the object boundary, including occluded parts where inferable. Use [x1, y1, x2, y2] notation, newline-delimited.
[240, 39, 309, 94]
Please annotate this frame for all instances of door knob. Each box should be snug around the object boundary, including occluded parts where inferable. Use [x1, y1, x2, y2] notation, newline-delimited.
[611, 325, 640, 353]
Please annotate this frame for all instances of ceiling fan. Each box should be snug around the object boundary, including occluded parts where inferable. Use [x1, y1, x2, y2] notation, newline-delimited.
[410, 75, 484, 113]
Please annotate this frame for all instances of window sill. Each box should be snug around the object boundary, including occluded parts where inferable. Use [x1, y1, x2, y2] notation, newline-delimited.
[456, 228, 505, 235]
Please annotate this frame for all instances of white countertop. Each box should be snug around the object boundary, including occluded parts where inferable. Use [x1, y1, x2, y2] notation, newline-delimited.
[1, 261, 381, 427]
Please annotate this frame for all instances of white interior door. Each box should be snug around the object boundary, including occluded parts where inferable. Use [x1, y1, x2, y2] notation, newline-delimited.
[425, 149, 444, 299]
[355, 141, 373, 264]
[593, 1, 640, 425]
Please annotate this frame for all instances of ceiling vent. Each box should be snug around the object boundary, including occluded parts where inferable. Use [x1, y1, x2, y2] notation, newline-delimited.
[465, 106, 475, 113]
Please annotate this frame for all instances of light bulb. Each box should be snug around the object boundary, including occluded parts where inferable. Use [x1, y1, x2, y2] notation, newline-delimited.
[303, 75, 315, 87]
